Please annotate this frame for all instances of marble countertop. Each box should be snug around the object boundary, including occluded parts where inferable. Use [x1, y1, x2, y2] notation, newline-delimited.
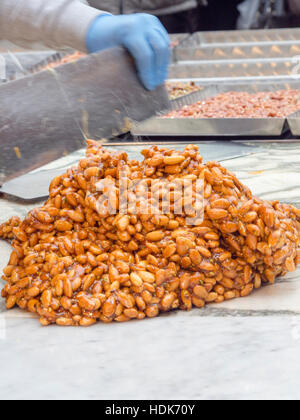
[1, 140, 300, 400]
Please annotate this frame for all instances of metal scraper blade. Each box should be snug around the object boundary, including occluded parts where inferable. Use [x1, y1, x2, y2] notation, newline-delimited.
[0, 168, 63, 200]
[2, 51, 59, 82]
[0, 47, 170, 184]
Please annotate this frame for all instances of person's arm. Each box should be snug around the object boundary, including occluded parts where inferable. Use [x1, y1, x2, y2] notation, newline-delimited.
[0, 0, 106, 51]
[0, 0, 170, 90]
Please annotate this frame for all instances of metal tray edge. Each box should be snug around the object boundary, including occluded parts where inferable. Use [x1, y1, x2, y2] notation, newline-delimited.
[132, 81, 300, 137]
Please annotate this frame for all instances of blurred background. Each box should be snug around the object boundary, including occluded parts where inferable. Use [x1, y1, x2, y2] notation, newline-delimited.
[3, 0, 300, 54]
[88, 0, 300, 33]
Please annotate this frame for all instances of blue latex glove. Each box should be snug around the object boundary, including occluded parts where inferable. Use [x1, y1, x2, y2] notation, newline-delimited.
[86, 14, 170, 91]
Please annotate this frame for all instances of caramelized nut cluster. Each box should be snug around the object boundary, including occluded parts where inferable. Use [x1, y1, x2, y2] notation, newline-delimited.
[1, 141, 299, 326]
[0, 217, 21, 241]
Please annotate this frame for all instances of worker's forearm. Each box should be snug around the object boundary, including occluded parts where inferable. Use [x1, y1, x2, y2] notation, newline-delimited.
[0, 0, 106, 51]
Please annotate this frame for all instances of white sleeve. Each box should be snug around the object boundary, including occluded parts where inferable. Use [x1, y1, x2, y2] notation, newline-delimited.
[0, 0, 107, 52]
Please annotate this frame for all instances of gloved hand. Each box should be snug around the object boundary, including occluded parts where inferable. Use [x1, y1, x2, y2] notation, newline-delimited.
[86, 14, 170, 91]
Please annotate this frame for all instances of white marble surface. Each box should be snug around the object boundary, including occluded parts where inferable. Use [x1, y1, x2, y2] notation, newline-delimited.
[1, 141, 300, 400]
[1, 314, 300, 400]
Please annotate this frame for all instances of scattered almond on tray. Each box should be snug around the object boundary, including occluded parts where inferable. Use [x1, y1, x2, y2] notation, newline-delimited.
[166, 82, 202, 100]
[164, 90, 300, 118]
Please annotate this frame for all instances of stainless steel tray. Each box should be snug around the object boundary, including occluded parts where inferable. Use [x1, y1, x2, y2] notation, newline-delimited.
[169, 58, 296, 80]
[183, 28, 300, 46]
[167, 75, 300, 85]
[132, 117, 285, 137]
[167, 79, 300, 91]
[23, 51, 73, 76]
[287, 110, 300, 136]
[173, 42, 300, 62]
[132, 82, 300, 137]
[170, 33, 192, 47]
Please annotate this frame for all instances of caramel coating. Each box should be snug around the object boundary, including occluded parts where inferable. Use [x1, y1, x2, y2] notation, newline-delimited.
[1, 141, 299, 326]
